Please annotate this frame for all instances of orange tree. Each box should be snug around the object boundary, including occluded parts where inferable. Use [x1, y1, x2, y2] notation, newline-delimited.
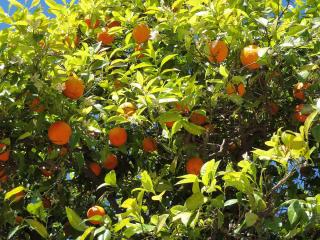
[0, 0, 320, 239]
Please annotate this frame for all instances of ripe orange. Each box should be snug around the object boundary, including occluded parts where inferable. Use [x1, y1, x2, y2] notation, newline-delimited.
[240, 45, 260, 70]
[132, 24, 150, 44]
[0, 143, 9, 162]
[165, 121, 175, 128]
[109, 127, 127, 147]
[190, 112, 207, 126]
[107, 21, 121, 28]
[226, 83, 236, 95]
[89, 163, 101, 176]
[97, 31, 115, 45]
[186, 157, 204, 175]
[208, 40, 228, 63]
[103, 154, 118, 170]
[119, 102, 136, 116]
[15, 216, 24, 224]
[85, 19, 100, 29]
[48, 121, 72, 145]
[175, 103, 189, 114]
[63, 76, 85, 100]
[30, 97, 45, 113]
[87, 205, 106, 225]
[237, 83, 246, 97]
[294, 104, 309, 123]
[293, 82, 311, 100]
[142, 137, 157, 152]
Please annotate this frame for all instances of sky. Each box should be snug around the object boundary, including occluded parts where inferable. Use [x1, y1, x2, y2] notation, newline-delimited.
[0, 0, 77, 30]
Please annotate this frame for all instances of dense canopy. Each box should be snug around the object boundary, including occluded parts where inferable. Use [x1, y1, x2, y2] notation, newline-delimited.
[0, 0, 320, 239]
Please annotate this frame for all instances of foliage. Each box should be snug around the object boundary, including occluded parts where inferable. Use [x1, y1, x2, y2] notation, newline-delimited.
[0, 0, 320, 239]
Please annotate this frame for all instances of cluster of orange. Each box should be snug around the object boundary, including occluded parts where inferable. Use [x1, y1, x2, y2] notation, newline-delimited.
[293, 82, 311, 123]
[165, 103, 208, 128]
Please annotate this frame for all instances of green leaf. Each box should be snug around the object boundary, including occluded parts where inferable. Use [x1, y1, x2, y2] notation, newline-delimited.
[311, 125, 320, 142]
[156, 214, 169, 234]
[140, 171, 155, 194]
[151, 191, 166, 202]
[245, 212, 258, 227]
[157, 111, 181, 123]
[9, 0, 24, 9]
[17, 132, 32, 140]
[185, 192, 204, 210]
[31, 0, 41, 8]
[65, 207, 87, 232]
[45, 0, 64, 10]
[80, 226, 95, 240]
[176, 174, 198, 185]
[25, 219, 48, 239]
[104, 170, 117, 187]
[288, 200, 301, 225]
[5, 186, 25, 200]
[219, 65, 229, 78]
[182, 121, 205, 136]
[171, 120, 183, 135]
[160, 54, 177, 69]
[8, 225, 27, 239]
[224, 199, 238, 207]
[97, 229, 111, 240]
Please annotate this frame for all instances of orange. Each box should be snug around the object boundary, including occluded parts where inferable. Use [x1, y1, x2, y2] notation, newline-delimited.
[48, 121, 72, 145]
[119, 102, 136, 116]
[97, 31, 115, 45]
[107, 21, 121, 28]
[87, 205, 106, 225]
[165, 121, 175, 128]
[132, 24, 150, 44]
[175, 103, 189, 114]
[237, 83, 246, 97]
[208, 40, 228, 63]
[293, 82, 310, 100]
[240, 45, 260, 70]
[226, 83, 236, 95]
[109, 127, 127, 147]
[38, 40, 46, 49]
[40, 166, 53, 177]
[65, 35, 80, 48]
[103, 154, 118, 170]
[42, 197, 51, 208]
[267, 102, 279, 115]
[190, 112, 207, 126]
[142, 137, 157, 152]
[89, 163, 101, 176]
[0, 143, 9, 162]
[114, 80, 122, 90]
[13, 191, 25, 202]
[63, 76, 85, 100]
[294, 104, 309, 123]
[30, 97, 45, 113]
[15, 216, 24, 224]
[85, 19, 100, 29]
[186, 157, 204, 175]
[0, 174, 8, 183]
